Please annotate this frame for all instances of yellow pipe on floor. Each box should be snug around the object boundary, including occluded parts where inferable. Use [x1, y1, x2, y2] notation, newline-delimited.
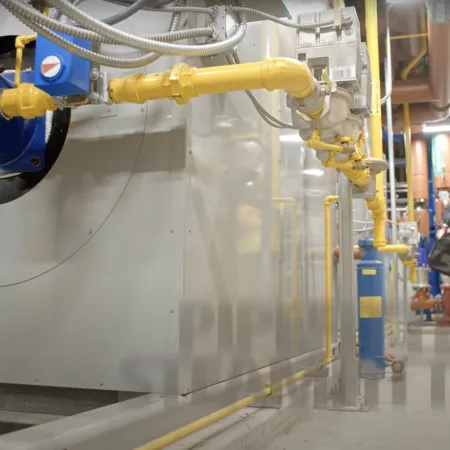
[109, 58, 316, 105]
[325, 195, 338, 364]
[0, 83, 56, 119]
[14, 34, 37, 87]
[135, 361, 327, 450]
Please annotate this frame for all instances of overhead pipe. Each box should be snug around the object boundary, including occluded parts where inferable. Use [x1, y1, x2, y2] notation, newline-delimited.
[391, 6, 450, 112]
[392, 104, 448, 132]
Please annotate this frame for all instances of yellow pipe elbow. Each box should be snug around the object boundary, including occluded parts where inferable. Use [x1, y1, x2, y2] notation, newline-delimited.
[109, 58, 316, 105]
[0, 83, 56, 119]
[306, 135, 342, 152]
[378, 245, 409, 254]
[365, 192, 387, 248]
[14, 34, 37, 87]
[325, 195, 339, 205]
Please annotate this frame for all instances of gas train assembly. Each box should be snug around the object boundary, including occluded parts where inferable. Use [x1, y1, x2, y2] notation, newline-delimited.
[0, 1, 448, 449]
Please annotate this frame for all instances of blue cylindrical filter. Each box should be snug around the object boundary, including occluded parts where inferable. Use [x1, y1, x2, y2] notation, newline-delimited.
[357, 238, 385, 379]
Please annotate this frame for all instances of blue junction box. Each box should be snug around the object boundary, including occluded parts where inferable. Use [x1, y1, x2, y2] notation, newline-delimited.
[34, 33, 91, 96]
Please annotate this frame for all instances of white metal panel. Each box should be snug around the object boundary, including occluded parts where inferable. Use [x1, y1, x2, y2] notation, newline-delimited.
[0, 6, 340, 394]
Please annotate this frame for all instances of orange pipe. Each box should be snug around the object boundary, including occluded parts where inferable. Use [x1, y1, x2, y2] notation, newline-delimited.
[385, 78, 437, 104]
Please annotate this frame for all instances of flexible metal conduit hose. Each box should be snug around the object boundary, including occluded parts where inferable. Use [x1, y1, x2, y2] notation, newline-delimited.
[0, 0, 215, 68]
[106, 0, 175, 7]
[43, 0, 247, 56]
[0, 0, 211, 45]
[54, 0, 151, 25]
[227, 5, 353, 29]
[102, 0, 158, 26]
[1, 0, 243, 58]
[52, 0, 177, 22]
[8, 15, 213, 68]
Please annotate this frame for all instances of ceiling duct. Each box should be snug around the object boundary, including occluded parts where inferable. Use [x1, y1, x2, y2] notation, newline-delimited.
[426, 0, 450, 22]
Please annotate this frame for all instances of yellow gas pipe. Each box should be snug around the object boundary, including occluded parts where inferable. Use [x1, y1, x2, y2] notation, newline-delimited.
[391, 32, 428, 41]
[365, 0, 385, 246]
[0, 83, 56, 119]
[1, 57, 322, 121]
[325, 195, 339, 364]
[364, 0, 409, 255]
[14, 34, 37, 87]
[109, 58, 317, 105]
[135, 358, 328, 450]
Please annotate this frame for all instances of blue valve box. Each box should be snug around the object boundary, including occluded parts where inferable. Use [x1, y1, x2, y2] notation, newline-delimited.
[34, 32, 91, 96]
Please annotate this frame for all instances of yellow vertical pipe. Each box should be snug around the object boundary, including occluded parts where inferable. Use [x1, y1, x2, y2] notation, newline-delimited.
[14, 35, 37, 87]
[325, 195, 338, 364]
[365, 0, 387, 249]
[365, 0, 382, 167]
[14, 47, 24, 87]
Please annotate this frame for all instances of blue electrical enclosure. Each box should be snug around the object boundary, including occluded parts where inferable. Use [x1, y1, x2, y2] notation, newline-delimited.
[0, 71, 47, 173]
[357, 238, 386, 379]
[34, 33, 91, 96]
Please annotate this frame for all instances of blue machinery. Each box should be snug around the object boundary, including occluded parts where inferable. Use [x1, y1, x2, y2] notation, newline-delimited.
[0, 33, 90, 175]
[357, 238, 386, 379]
[0, 71, 46, 174]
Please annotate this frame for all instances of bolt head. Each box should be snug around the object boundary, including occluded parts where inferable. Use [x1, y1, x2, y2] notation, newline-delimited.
[90, 68, 100, 81]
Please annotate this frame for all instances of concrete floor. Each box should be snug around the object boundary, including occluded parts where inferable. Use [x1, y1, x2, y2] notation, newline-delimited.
[265, 330, 450, 450]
